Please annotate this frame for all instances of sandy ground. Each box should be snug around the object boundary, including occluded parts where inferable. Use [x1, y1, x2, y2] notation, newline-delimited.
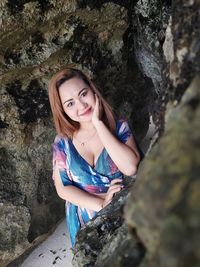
[20, 220, 73, 267]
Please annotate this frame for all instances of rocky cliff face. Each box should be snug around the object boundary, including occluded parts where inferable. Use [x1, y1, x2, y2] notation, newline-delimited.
[0, 0, 199, 266]
[72, 0, 200, 267]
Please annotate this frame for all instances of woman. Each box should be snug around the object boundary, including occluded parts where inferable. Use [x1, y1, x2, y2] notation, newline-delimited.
[48, 68, 140, 248]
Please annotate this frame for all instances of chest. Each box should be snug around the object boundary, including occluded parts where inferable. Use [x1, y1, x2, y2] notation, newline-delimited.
[72, 135, 104, 167]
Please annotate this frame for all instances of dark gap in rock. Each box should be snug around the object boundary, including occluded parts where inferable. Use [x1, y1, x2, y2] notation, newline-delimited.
[37, 0, 53, 13]
[6, 0, 26, 15]
[66, 22, 111, 71]
[118, 240, 146, 267]
[138, 14, 148, 24]
[37, 168, 55, 204]
[52, 36, 60, 45]
[174, 82, 189, 103]
[0, 148, 25, 205]
[26, 46, 34, 58]
[27, 196, 64, 243]
[123, 18, 154, 142]
[187, 98, 199, 111]
[6, 0, 39, 15]
[122, 10, 154, 141]
[6, 79, 51, 123]
[77, 0, 132, 9]
[127, 226, 146, 264]
[4, 48, 21, 65]
[165, 0, 172, 5]
[31, 31, 45, 45]
[63, 21, 86, 52]
[158, 29, 166, 45]
[0, 119, 9, 128]
[0, 189, 25, 205]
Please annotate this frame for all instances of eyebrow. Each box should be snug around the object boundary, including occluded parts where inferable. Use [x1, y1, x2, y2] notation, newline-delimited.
[63, 88, 88, 104]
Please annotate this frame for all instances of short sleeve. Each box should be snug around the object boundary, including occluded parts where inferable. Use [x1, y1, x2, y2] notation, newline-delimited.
[116, 118, 132, 143]
[52, 136, 73, 186]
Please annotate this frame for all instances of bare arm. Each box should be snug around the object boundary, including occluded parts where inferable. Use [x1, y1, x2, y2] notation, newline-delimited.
[94, 120, 140, 176]
[54, 164, 122, 211]
[92, 95, 140, 176]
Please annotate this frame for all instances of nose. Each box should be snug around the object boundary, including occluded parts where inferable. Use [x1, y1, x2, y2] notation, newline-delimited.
[77, 99, 87, 110]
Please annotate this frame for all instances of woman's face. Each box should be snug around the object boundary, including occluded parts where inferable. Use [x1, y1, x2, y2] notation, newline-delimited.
[58, 77, 96, 123]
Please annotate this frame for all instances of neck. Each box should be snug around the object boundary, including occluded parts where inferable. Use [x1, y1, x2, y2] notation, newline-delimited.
[79, 121, 96, 132]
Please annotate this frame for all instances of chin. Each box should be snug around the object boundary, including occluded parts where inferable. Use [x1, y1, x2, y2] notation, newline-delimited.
[81, 115, 93, 121]
[80, 117, 92, 122]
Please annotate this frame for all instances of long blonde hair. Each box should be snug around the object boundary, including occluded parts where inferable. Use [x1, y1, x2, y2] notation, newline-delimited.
[48, 68, 116, 138]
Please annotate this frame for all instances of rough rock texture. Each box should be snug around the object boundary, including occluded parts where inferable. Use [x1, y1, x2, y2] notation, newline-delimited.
[72, 0, 200, 266]
[0, 0, 157, 142]
[132, 0, 171, 135]
[72, 177, 146, 267]
[1, 0, 199, 266]
[125, 75, 200, 267]
[163, 0, 200, 99]
[0, 0, 160, 266]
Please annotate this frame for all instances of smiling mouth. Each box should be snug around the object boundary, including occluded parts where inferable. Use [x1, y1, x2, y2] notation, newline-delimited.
[80, 107, 92, 116]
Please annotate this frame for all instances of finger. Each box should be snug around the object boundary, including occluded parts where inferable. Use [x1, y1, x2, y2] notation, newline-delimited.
[110, 178, 123, 185]
[95, 93, 99, 103]
[94, 96, 98, 107]
[110, 186, 122, 194]
[108, 184, 123, 192]
[103, 199, 111, 208]
[94, 95, 99, 111]
[107, 187, 122, 200]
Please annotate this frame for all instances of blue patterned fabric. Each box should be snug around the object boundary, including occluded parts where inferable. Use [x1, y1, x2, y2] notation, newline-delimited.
[52, 118, 132, 247]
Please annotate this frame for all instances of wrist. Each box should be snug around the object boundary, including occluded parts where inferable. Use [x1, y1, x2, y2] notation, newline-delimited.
[95, 197, 104, 212]
[93, 119, 103, 130]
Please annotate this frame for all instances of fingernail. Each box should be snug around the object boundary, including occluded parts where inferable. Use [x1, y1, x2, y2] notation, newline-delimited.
[121, 185, 124, 188]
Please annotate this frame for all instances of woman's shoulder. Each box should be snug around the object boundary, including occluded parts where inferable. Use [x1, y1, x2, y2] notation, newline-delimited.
[116, 117, 129, 130]
[53, 134, 70, 147]
[115, 117, 132, 142]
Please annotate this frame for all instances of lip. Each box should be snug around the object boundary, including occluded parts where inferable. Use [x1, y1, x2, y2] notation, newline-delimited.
[80, 107, 92, 116]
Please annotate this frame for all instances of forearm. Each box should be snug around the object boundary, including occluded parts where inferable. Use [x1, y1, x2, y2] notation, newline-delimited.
[94, 121, 140, 175]
[54, 165, 104, 211]
[59, 185, 104, 212]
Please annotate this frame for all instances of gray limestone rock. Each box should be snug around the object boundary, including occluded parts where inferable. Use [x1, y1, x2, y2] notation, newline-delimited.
[125, 75, 200, 267]
[72, 0, 200, 266]
[1, 0, 199, 266]
[0, 1, 152, 265]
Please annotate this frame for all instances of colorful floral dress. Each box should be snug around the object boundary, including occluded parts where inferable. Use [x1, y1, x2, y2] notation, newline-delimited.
[52, 118, 132, 248]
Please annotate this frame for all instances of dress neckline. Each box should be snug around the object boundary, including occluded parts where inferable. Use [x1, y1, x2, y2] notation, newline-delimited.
[68, 139, 105, 169]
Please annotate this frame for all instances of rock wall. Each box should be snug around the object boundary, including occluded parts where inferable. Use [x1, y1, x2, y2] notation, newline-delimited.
[72, 0, 200, 266]
[0, 0, 199, 266]
[0, 0, 160, 265]
[125, 75, 200, 267]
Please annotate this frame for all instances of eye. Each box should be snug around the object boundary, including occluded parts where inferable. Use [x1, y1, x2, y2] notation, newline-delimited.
[81, 90, 88, 97]
[67, 102, 74, 108]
